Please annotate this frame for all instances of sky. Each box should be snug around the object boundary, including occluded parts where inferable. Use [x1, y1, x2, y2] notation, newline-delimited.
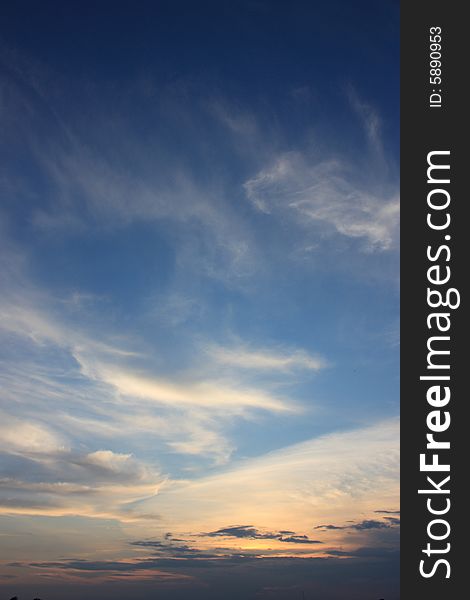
[0, 1, 399, 598]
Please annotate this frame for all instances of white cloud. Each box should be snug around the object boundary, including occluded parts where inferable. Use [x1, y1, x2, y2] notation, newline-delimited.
[244, 152, 399, 251]
[82, 450, 133, 472]
[75, 357, 295, 414]
[205, 343, 327, 372]
[0, 413, 67, 454]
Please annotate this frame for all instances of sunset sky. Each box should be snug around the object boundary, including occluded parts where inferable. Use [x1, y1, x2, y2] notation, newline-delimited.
[0, 1, 399, 598]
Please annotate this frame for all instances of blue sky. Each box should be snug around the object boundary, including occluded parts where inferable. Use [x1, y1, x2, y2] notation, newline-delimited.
[0, 2, 399, 598]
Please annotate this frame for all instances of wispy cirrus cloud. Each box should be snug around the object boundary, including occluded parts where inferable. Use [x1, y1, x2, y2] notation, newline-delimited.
[1, 60, 262, 290]
[244, 152, 399, 251]
[204, 342, 327, 373]
[77, 359, 294, 414]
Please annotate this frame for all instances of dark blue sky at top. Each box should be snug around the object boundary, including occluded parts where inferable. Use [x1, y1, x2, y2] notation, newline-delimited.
[1, 0, 399, 148]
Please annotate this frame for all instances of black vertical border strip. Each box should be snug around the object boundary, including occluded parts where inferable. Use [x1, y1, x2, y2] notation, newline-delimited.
[401, 2, 465, 599]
